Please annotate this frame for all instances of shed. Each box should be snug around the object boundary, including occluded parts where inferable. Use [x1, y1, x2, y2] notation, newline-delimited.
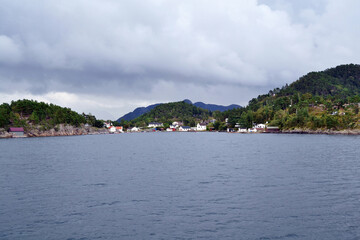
[266, 126, 280, 133]
[9, 127, 25, 137]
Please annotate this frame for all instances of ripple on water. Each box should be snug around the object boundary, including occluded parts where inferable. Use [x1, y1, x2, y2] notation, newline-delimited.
[1, 134, 360, 239]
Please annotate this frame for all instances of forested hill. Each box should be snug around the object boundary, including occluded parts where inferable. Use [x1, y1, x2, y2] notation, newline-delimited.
[129, 101, 211, 127]
[117, 99, 241, 122]
[117, 103, 161, 121]
[0, 99, 103, 130]
[280, 64, 360, 97]
[221, 64, 360, 131]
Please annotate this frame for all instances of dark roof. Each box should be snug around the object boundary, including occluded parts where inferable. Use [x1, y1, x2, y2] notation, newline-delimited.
[181, 126, 191, 129]
[9, 127, 24, 132]
[199, 123, 207, 126]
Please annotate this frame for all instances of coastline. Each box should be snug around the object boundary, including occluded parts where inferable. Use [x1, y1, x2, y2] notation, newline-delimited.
[0, 124, 109, 139]
[279, 128, 360, 135]
[3, 127, 360, 138]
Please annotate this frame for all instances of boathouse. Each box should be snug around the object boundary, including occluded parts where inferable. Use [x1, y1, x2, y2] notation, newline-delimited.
[9, 127, 25, 137]
[266, 126, 280, 133]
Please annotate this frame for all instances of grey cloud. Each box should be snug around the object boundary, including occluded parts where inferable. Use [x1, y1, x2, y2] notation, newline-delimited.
[0, 0, 360, 117]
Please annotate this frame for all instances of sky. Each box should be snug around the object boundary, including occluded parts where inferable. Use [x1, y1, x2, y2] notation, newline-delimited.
[1, 0, 359, 120]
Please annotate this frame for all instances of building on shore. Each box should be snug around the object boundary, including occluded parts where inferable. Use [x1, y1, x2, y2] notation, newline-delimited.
[116, 126, 124, 133]
[109, 126, 116, 133]
[148, 122, 163, 128]
[227, 128, 236, 133]
[266, 126, 280, 133]
[196, 123, 207, 131]
[9, 127, 25, 137]
[248, 128, 257, 133]
[170, 121, 183, 129]
[130, 127, 140, 132]
[179, 126, 191, 132]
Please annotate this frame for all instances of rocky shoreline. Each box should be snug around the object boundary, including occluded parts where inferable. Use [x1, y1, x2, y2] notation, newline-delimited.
[0, 124, 109, 138]
[280, 128, 360, 135]
[2, 126, 360, 138]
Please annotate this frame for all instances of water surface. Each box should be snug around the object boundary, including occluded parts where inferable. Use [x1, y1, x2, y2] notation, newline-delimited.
[1, 133, 360, 239]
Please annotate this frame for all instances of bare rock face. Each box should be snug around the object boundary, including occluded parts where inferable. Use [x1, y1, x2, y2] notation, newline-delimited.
[0, 128, 12, 138]
[1, 122, 111, 138]
[26, 124, 109, 137]
[281, 128, 360, 135]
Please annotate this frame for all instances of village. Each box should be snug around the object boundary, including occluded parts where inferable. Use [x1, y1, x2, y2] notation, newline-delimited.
[103, 119, 279, 134]
[3, 119, 280, 138]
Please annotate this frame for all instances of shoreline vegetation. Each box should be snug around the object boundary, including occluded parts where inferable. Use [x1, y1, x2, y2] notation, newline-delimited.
[2, 64, 360, 138]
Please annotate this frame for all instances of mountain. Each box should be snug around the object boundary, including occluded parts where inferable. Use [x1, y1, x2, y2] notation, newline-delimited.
[193, 101, 241, 112]
[117, 103, 161, 122]
[130, 101, 211, 127]
[117, 100, 241, 122]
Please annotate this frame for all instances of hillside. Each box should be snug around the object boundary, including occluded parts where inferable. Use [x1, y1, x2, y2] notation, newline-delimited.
[222, 64, 360, 131]
[130, 101, 211, 127]
[117, 99, 241, 122]
[281, 64, 360, 97]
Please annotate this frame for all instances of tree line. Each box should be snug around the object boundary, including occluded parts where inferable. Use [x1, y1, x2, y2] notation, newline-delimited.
[0, 99, 103, 130]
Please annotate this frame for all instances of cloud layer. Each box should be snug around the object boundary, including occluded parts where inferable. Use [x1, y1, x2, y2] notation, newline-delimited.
[0, 0, 359, 119]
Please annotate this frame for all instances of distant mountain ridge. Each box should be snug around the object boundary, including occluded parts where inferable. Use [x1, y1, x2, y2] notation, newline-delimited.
[130, 101, 211, 126]
[183, 99, 241, 112]
[117, 100, 241, 122]
[117, 103, 161, 121]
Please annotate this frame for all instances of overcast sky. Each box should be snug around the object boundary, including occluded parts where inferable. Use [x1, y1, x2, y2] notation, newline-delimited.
[1, 0, 359, 120]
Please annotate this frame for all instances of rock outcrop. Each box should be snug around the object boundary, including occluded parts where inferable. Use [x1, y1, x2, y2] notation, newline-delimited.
[0, 128, 12, 138]
[281, 128, 360, 135]
[0, 124, 109, 138]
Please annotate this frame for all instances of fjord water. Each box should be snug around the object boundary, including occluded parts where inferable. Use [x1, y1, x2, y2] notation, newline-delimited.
[1, 133, 360, 239]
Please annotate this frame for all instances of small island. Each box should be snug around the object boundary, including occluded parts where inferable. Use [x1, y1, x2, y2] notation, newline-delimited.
[0, 99, 109, 138]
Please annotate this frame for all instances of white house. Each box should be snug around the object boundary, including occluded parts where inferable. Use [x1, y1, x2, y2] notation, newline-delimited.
[254, 123, 266, 129]
[196, 123, 207, 131]
[179, 126, 191, 132]
[248, 128, 257, 133]
[109, 126, 116, 133]
[238, 128, 247, 133]
[148, 122, 163, 128]
[130, 127, 140, 132]
[166, 128, 176, 132]
[104, 122, 112, 128]
[170, 121, 183, 128]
